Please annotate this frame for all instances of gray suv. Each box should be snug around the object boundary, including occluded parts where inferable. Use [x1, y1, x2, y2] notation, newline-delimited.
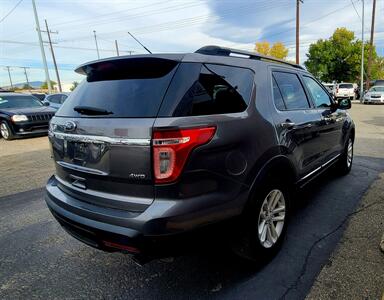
[45, 46, 355, 263]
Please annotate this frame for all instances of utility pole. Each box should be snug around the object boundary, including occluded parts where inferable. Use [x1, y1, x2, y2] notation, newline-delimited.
[93, 30, 100, 59]
[296, 0, 303, 64]
[44, 19, 62, 92]
[360, 0, 365, 100]
[31, 0, 52, 94]
[22, 67, 31, 91]
[115, 40, 120, 56]
[366, 0, 376, 90]
[5, 66, 13, 89]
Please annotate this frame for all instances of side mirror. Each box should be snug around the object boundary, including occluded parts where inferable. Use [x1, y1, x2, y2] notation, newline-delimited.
[43, 101, 50, 106]
[338, 98, 351, 110]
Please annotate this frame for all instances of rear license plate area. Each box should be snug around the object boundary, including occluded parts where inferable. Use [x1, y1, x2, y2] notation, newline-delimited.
[64, 140, 109, 168]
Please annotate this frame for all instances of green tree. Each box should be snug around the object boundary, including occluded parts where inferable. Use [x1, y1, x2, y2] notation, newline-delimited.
[254, 41, 289, 60]
[70, 81, 79, 91]
[305, 27, 381, 83]
[22, 84, 32, 90]
[41, 80, 57, 89]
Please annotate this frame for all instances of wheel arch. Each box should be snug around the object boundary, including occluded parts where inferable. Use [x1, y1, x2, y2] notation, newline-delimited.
[244, 155, 297, 211]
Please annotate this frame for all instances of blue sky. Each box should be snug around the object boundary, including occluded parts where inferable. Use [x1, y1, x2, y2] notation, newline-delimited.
[1, 0, 383, 88]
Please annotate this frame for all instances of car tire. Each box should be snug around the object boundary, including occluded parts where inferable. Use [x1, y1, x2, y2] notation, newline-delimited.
[232, 178, 290, 264]
[336, 136, 353, 175]
[0, 121, 14, 140]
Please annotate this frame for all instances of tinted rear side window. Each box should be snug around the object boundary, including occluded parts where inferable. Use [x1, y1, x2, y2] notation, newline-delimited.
[159, 63, 254, 117]
[56, 58, 179, 118]
[273, 71, 310, 110]
[339, 84, 353, 89]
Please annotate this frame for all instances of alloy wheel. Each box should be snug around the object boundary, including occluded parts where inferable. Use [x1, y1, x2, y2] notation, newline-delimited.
[257, 189, 286, 248]
[0, 123, 9, 139]
[347, 139, 353, 168]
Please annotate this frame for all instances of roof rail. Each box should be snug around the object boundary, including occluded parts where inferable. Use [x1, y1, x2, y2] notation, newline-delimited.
[195, 45, 305, 70]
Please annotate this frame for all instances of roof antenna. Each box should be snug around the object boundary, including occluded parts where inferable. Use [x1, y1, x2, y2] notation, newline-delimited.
[127, 32, 152, 54]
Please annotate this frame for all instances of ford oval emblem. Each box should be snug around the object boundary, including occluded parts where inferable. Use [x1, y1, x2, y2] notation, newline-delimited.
[64, 121, 76, 132]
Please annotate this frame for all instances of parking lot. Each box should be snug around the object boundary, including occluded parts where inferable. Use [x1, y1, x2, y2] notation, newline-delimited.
[0, 103, 383, 299]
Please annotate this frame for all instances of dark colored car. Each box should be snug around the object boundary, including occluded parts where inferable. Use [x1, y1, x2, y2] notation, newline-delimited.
[0, 93, 56, 140]
[45, 46, 355, 263]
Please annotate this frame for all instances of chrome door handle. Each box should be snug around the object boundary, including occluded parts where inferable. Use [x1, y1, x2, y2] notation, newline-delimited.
[281, 122, 296, 129]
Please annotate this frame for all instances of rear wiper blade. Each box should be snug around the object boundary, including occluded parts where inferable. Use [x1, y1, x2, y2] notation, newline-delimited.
[74, 105, 113, 115]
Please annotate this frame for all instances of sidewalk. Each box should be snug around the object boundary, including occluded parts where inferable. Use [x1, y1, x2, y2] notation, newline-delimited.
[307, 172, 384, 299]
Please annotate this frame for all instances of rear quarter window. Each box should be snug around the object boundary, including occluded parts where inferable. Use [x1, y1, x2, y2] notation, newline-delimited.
[158, 63, 254, 117]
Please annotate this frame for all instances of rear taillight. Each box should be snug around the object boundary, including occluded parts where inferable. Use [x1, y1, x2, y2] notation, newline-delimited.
[153, 126, 216, 184]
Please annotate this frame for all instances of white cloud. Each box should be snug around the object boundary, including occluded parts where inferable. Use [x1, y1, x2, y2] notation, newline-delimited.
[0, 0, 383, 86]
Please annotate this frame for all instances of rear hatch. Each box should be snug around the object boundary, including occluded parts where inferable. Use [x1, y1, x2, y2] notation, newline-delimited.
[49, 57, 180, 212]
[337, 84, 353, 96]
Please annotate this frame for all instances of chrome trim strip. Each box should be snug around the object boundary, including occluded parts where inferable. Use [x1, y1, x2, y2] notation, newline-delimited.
[55, 175, 153, 206]
[299, 154, 341, 182]
[57, 161, 108, 176]
[51, 131, 150, 146]
[322, 153, 340, 167]
[300, 166, 322, 181]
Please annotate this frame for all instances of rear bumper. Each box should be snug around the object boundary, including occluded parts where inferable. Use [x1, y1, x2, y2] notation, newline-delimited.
[45, 175, 244, 255]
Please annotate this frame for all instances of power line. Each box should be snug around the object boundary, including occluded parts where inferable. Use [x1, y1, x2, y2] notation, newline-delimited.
[58, 1, 288, 43]
[51, 0, 173, 27]
[2, 0, 187, 40]
[259, 0, 360, 41]
[0, 0, 24, 23]
[0, 39, 136, 53]
[351, 0, 361, 19]
[54, 1, 201, 31]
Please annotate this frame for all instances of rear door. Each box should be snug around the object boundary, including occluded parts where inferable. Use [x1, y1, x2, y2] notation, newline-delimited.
[271, 70, 323, 178]
[49, 57, 179, 212]
[302, 75, 345, 162]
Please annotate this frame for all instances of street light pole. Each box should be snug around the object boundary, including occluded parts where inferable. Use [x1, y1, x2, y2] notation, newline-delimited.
[360, 0, 365, 100]
[5, 66, 13, 89]
[366, 0, 376, 90]
[31, 0, 52, 94]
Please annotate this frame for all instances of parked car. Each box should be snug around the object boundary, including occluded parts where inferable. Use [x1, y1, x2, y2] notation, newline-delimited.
[31, 93, 47, 101]
[323, 83, 335, 95]
[45, 46, 355, 264]
[0, 93, 56, 140]
[373, 79, 384, 87]
[43, 93, 70, 109]
[335, 83, 355, 100]
[363, 86, 384, 104]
